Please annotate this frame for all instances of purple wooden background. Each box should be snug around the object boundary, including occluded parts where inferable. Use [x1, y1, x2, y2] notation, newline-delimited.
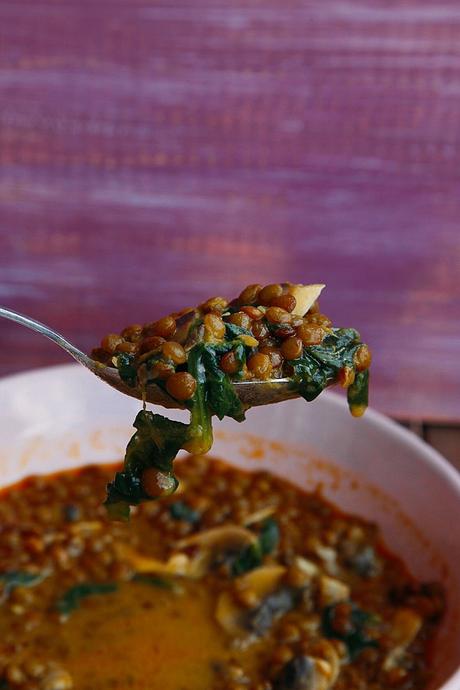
[1, 1, 460, 421]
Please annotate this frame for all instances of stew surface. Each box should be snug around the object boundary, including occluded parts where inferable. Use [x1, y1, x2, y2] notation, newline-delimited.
[0, 456, 443, 690]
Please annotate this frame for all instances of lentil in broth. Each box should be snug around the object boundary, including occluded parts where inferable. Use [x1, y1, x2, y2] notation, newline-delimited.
[0, 457, 444, 690]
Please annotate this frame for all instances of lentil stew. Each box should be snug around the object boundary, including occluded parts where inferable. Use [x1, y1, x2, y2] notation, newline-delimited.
[91, 283, 372, 518]
[0, 455, 443, 690]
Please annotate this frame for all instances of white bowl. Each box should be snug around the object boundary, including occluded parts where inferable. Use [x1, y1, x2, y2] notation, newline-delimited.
[1, 363, 459, 689]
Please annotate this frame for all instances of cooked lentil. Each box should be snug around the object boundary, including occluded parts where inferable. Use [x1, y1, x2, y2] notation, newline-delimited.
[0, 456, 443, 690]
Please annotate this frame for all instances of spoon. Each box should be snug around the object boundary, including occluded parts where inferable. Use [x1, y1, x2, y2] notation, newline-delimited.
[0, 307, 300, 409]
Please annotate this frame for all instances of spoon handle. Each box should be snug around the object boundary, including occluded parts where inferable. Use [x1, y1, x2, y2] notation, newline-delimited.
[0, 306, 91, 368]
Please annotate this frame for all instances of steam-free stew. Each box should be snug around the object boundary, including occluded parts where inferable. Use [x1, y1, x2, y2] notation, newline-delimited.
[0, 456, 443, 690]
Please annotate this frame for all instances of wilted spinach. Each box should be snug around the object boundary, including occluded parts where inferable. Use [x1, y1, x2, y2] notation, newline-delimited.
[0, 571, 45, 601]
[105, 411, 188, 520]
[131, 574, 174, 589]
[56, 582, 118, 616]
[322, 602, 378, 660]
[169, 501, 200, 523]
[231, 518, 280, 576]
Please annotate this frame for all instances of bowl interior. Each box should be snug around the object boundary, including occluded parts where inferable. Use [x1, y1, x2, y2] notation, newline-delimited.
[1, 363, 459, 689]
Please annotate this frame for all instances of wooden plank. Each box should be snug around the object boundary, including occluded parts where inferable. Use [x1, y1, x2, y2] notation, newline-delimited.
[425, 425, 460, 471]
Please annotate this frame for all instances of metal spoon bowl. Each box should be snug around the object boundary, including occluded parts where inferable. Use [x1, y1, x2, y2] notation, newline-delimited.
[0, 307, 300, 409]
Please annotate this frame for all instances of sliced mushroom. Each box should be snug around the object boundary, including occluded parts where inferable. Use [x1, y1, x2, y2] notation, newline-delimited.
[309, 639, 340, 688]
[177, 525, 257, 552]
[318, 575, 350, 607]
[383, 607, 423, 670]
[306, 537, 338, 575]
[293, 556, 319, 579]
[244, 506, 277, 526]
[176, 525, 258, 577]
[116, 544, 193, 577]
[282, 284, 326, 317]
[216, 564, 286, 636]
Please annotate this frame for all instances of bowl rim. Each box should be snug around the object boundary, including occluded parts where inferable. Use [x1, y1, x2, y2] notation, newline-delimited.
[2, 362, 460, 494]
[1, 362, 460, 690]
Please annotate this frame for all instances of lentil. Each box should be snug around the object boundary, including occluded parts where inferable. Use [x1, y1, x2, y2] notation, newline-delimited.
[227, 312, 252, 330]
[100, 334, 123, 354]
[241, 306, 264, 321]
[238, 284, 263, 305]
[162, 341, 187, 365]
[147, 316, 177, 339]
[204, 313, 226, 340]
[265, 307, 291, 325]
[258, 284, 283, 305]
[247, 353, 272, 379]
[220, 351, 240, 375]
[139, 335, 165, 354]
[280, 337, 303, 361]
[354, 344, 372, 372]
[166, 372, 197, 400]
[296, 323, 324, 346]
[270, 294, 297, 313]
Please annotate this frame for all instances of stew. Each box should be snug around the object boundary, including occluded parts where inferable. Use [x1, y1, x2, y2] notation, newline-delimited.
[0, 455, 443, 690]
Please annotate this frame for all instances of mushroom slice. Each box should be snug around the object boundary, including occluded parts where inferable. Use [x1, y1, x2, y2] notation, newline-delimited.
[116, 544, 192, 577]
[177, 525, 257, 553]
[282, 283, 326, 317]
[294, 556, 320, 579]
[309, 639, 341, 688]
[383, 607, 423, 670]
[244, 506, 277, 526]
[176, 525, 258, 577]
[216, 565, 286, 636]
[318, 575, 350, 607]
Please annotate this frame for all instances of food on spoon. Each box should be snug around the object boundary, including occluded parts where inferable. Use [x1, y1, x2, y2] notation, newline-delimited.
[92, 283, 371, 518]
[0, 456, 443, 689]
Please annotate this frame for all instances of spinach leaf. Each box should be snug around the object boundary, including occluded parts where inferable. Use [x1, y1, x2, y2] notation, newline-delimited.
[291, 328, 365, 403]
[169, 500, 200, 523]
[224, 322, 253, 339]
[231, 543, 263, 577]
[321, 602, 378, 660]
[116, 353, 137, 387]
[56, 582, 117, 616]
[231, 342, 247, 378]
[291, 352, 329, 402]
[202, 345, 245, 421]
[259, 518, 280, 555]
[185, 345, 214, 455]
[347, 369, 369, 417]
[123, 410, 189, 475]
[0, 571, 44, 600]
[131, 573, 174, 589]
[232, 519, 279, 576]
[104, 472, 151, 520]
[104, 410, 188, 519]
